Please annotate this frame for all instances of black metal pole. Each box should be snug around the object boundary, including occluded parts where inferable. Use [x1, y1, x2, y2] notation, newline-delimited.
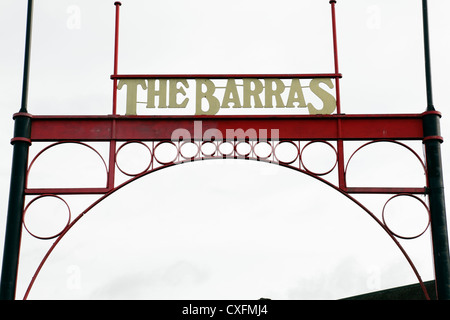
[421, 0, 450, 300]
[0, 0, 33, 300]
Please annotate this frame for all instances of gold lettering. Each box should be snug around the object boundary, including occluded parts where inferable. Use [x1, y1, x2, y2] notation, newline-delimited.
[117, 77, 336, 116]
[307, 78, 336, 114]
[243, 79, 263, 108]
[195, 79, 220, 115]
[147, 79, 167, 108]
[118, 79, 147, 115]
[286, 78, 307, 108]
[221, 79, 242, 108]
[264, 79, 285, 108]
[169, 79, 189, 108]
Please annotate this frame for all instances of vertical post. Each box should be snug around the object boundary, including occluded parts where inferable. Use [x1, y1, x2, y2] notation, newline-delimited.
[421, 0, 450, 300]
[329, 0, 341, 115]
[329, 0, 346, 190]
[112, 1, 121, 115]
[108, 2, 121, 190]
[0, 0, 34, 300]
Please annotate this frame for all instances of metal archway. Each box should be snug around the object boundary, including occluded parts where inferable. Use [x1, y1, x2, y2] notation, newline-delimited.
[21, 150, 432, 299]
[1, 0, 449, 300]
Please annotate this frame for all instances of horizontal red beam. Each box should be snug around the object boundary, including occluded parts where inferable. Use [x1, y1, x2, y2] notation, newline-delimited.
[346, 187, 427, 194]
[28, 114, 425, 142]
[111, 73, 343, 79]
[25, 187, 110, 195]
[24, 180, 427, 197]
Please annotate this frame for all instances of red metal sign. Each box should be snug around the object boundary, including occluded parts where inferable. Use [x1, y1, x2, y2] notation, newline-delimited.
[1, 0, 449, 301]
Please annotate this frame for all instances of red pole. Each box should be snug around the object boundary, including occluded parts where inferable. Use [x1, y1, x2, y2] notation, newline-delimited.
[329, 0, 340, 115]
[109, 2, 121, 190]
[329, 0, 346, 191]
[112, 2, 121, 115]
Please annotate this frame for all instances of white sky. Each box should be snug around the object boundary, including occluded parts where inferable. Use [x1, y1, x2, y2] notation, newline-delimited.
[1, 0, 450, 300]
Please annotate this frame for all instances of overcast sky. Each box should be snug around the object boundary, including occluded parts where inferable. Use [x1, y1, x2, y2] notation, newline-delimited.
[1, 0, 450, 300]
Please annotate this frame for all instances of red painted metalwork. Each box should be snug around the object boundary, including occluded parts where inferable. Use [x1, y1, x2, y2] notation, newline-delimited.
[382, 193, 431, 240]
[23, 194, 71, 240]
[329, 0, 346, 192]
[329, 0, 340, 115]
[108, 1, 121, 193]
[21, 153, 432, 300]
[116, 140, 152, 176]
[24, 112, 428, 197]
[28, 114, 424, 142]
[112, 1, 121, 115]
[10, 137, 32, 145]
[344, 139, 427, 195]
[300, 140, 338, 176]
[111, 73, 343, 80]
[26, 141, 110, 195]
[13, 1, 437, 301]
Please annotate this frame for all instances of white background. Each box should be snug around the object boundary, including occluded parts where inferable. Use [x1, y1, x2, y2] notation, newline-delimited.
[1, 0, 449, 299]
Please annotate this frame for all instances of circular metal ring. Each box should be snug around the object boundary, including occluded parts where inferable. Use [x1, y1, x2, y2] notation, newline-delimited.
[382, 194, 431, 240]
[201, 141, 218, 157]
[153, 141, 179, 165]
[217, 140, 235, 158]
[234, 140, 252, 158]
[300, 140, 338, 176]
[274, 140, 299, 165]
[179, 141, 200, 161]
[116, 141, 152, 176]
[23, 194, 71, 240]
[253, 141, 273, 160]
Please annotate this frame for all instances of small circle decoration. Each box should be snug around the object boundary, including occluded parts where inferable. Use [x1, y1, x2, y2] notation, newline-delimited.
[153, 141, 178, 165]
[201, 141, 217, 157]
[179, 141, 200, 161]
[300, 141, 337, 176]
[274, 141, 299, 165]
[218, 141, 235, 157]
[235, 141, 252, 158]
[116, 141, 152, 176]
[253, 141, 273, 160]
[382, 194, 431, 240]
[23, 195, 71, 240]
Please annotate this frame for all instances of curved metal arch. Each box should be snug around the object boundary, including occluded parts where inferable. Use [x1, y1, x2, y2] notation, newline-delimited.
[22, 156, 431, 300]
